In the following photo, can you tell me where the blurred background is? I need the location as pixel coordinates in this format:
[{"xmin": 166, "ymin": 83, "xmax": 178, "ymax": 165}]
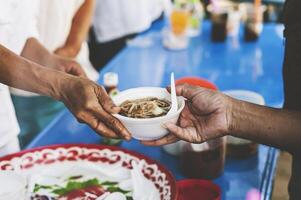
[{"xmin": 7, "ymin": 0, "xmax": 290, "ymax": 199}]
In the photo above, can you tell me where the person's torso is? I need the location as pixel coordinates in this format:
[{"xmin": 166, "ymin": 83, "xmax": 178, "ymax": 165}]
[
  {"xmin": 0, "ymin": 84, "xmax": 20, "ymax": 147},
  {"xmin": 36, "ymin": 0, "xmax": 99, "ymax": 82},
  {"xmin": 93, "ymin": 0, "xmax": 167, "ymax": 42},
  {"xmin": 283, "ymin": 1, "xmax": 301, "ymax": 199},
  {"xmin": 0, "ymin": 0, "xmax": 39, "ymax": 54},
  {"xmin": 0, "ymin": 0, "xmax": 41, "ymax": 144},
  {"xmin": 284, "ymin": 0, "xmax": 301, "ymax": 26},
  {"xmin": 38, "ymin": 0, "xmax": 84, "ymax": 52}
]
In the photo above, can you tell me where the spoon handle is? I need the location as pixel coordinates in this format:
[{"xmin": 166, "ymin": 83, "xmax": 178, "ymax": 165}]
[{"xmin": 169, "ymin": 72, "xmax": 178, "ymax": 114}]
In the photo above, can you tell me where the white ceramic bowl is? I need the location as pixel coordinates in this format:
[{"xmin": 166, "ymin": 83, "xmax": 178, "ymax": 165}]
[{"xmin": 113, "ymin": 87, "xmax": 185, "ymax": 141}]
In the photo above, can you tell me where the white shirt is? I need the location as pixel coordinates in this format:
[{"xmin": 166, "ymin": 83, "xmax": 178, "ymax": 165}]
[
  {"xmin": 11, "ymin": 0, "xmax": 99, "ymax": 97},
  {"xmin": 93, "ymin": 0, "xmax": 169, "ymax": 43},
  {"xmin": 0, "ymin": 1, "xmax": 39, "ymax": 55},
  {"xmin": 0, "ymin": 0, "xmax": 39, "ymax": 147},
  {"xmin": 38, "ymin": 0, "xmax": 99, "ymax": 81},
  {"xmin": 0, "ymin": 85, "xmax": 20, "ymax": 148}
]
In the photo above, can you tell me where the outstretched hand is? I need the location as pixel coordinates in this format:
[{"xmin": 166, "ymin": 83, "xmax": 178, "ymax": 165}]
[
  {"xmin": 57, "ymin": 76, "xmax": 131, "ymax": 140},
  {"xmin": 143, "ymin": 84, "xmax": 232, "ymax": 146}
]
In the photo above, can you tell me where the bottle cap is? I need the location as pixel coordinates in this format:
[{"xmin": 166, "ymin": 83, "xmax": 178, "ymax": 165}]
[{"xmin": 104, "ymin": 72, "xmax": 118, "ymax": 87}]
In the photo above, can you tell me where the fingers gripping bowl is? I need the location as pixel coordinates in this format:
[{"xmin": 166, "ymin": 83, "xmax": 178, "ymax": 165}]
[{"xmin": 112, "ymin": 87, "xmax": 185, "ymax": 140}]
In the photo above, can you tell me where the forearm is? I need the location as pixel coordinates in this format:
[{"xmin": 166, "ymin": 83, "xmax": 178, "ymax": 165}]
[
  {"xmin": 21, "ymin": 37, "xmax": 53, "ymax": 66},
  {"xmin": 230, "ymin": 99, "xmax": 301, "ymax": 153},
  {"xmin": 0, "ymin": 44, "xmax": 65, "ymax": 99},
  {"xmin": 62, "ymin": 0, "xmax": 95, "ymax": 57}
]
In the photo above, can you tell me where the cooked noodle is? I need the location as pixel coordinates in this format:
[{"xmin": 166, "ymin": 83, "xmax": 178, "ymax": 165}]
[{"xmin": 120, "ymin": 97, "xmax": 171, "ymax": 118}]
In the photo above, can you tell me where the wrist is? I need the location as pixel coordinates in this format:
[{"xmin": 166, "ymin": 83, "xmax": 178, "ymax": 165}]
[
  {"xmin": 40, "ymin": 49, "xmax": 53, "ymax": 66},
  {"xmin": 22, "ymin": 60, "xmax": 63, "ymax": 99},
  {"xmin": 21, "ymin": 38, "xmax": 53, "ymax": 66},
  {"xmin": 38, "ymin": 65, "xmax": 70, "ymax": 100},
  {"xmin": 59, "ymin": 44, "xmax": 80, "ymax": 58},
  {"xmin": 49, "ymin": 73, "xmax": 74, "ymax": 101},
  {"xmin": 227, "ymin": 97, "xmax": 248, "ymax": 137},
  {"xmin": 225, "ymin": 95, "xmax": 237, "ymax": 135}
]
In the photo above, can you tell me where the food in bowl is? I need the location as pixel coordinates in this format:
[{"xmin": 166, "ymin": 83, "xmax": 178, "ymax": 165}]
[
  {"xmin": 113, "ymin": 87, "xmax": 185, "ymax": 141},
  {"xmin": 120, "ymin": 97, "xmax": 171, "ymax": 119}
]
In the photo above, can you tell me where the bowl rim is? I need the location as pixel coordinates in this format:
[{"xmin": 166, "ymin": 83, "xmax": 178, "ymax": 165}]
[
  {"xmin": 112, "ymin": 87, "xmax": 186, "ymax": 123},
  {"xmin": 0, "ymin": 144, "xmax": 178, "ymax": 200}
]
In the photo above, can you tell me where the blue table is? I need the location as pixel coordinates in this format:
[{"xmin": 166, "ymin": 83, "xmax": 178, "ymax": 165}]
[
  {"xmin": 27, "ymin": 20, "xmax": 285, "ymax": 200},
  {"xmin": 243, "ymin": 0, "xmax": 284, "ymax": 4}
]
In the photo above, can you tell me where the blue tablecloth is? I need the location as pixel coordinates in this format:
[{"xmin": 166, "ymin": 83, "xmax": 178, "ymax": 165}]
[
  {"xmin": 246, "ymin": 0, "xmax": 284, "ymax": 4},
  {"xmin": 27, "ymin": 20, "xmax": 285, "ymax": 200}
]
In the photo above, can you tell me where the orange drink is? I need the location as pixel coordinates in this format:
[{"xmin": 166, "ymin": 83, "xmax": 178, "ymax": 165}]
[{"xmin": 170, "ymin": 9, "xmax": 189, "ymax": 35}]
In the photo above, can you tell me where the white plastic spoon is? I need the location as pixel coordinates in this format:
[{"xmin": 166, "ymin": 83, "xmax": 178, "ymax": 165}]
[{"xmin": 167, "ymin": 72, "xmax": 178, "ymax": 115}]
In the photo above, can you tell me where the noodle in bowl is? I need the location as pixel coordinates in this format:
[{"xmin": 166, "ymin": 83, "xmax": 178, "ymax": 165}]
[
  {"xmin": 120, "ymin": 97, "xmax": 171, "ymax": 119},
  {"xmin": 113, "ymin": 87, "xmax": 185, "ymax": 141}
]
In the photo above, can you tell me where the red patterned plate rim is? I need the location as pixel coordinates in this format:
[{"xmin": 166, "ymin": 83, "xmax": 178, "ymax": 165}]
[{"xmin": 0, "ymin": 144, "xmax": 178, "ymax": 200}]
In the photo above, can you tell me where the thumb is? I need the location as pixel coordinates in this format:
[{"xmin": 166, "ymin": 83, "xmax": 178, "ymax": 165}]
[
  {"xmin": 174, "ymin": 84, "xmax": 204, "ymax": 100},
  {"xmin": 69, "ymin": 62, "xmax": 87, "ymax": 78},
  {"xmin": 97, "ymin": 86, "xmax": 120, "ymax": 114}
]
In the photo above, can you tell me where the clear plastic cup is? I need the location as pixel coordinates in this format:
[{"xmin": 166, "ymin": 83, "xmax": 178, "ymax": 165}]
[
  {"xmin": 210, "ymin": 10, "xmax": 228, "ymax": 42},
  {"xmin": 170, "ymin": 8, "xmax": 189, "ymax": 36},
  {"xmin": 207, "ymin": 1, "xmax": 237, "ymax": 42},
  {"xmin": 180, "ymin": 137, "xmax": 226, "ymax": 179},
  {"xmin": 163, "ymin": 6, "xmax": 190, "ymax": 50},
  {"xmin": 240, "ymin": 3, "xmax": 266, "ymax": 41},
  {"xmin": 227, "ymin": 7, "xmax": 241, "ymax": 38}
]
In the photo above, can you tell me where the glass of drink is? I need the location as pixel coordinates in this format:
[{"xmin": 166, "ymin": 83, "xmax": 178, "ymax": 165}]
[
  {"xmin": 240, "ymin": 3, "xmax": 266, "ymax": 41},
  {"xmin": 163, "ymin": 5, "xmax": 189, "ymax": 50},
  {"xmin": 180, "ymin": 137, "xmax": 226, "ymax": 180},
  {"xmin": 227, "ymin": 6, "xmax": 241, "ymax": 38},
  {"xmin": 210, "ymin": 9, "xmax": 228, "ymax": 42},
  {"xmin": 170, "ymin": 8, "xmax": 189, "ymax": 36}
]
